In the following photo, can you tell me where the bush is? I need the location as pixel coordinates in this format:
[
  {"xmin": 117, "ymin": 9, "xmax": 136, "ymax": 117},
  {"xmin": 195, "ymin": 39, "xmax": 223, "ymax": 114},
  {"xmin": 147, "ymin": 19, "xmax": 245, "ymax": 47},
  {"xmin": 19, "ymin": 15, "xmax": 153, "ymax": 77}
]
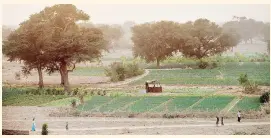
[
  {"xmin": 243, "ymin": 81, "xmax": 259, "ymax": 94},
  {"xmin": 72, "ymin": 88, "xmax": 79, "ymax": 96},
  {"xmin": 71, "ymin": 99, "xmax": 76, "ymax": 108},
  {"xmin": 238, "ymin": 74, "xmax": 249, "ymax": 85},
  {"xmin": 260, "ymin": 91, "xmax": 270, "ymax": 103},
  {"xmin": 105, "ymin": 61, "xmax": 144, "ymax": 82},
  {"xmin": 198, "ymin": 60, "xmax": 209, "ymax": 69},
  {"xmin": 41, "ymin": 123, "xmax": 48, "ymax": 135}
]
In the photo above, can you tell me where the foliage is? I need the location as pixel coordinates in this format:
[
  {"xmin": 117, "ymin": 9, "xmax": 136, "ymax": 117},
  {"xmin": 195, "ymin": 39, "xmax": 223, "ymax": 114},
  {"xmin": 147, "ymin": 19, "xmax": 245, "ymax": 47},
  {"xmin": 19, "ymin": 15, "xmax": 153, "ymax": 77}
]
[
  {"xmin": 132, "ymin": 21, "xmax": 185, "ymax": 67},
  {"xmin": 238, "ymin": 74, "xmax": 249, "ymax": 85},
  {"xmin": 2, "ymin": 87, "xmax": 68, "ymax": 106},
  {"xmin": 260, "ymin": 91, "xmax": 270, "ymax": 103},
  {"xmin": 242, "ymin": 81, "xmax": 259, "ymax": 94},
  {"xmin": 41, "ymin": 123, "xmax": 48, "ymax": 135},
  {"xmin": 223, "ymin": 16, "xmax": 265, "ymax": 44},
  {"xmin": 105, "ymin": 61, "xmax": 144, "ymax": 82},
  {"xmin": 71, "ymin": 99, "xmax": 77, "ymax": 108},
  {"xmin": 180, "ymin": 19, "xmax": 239, "ymax": 60}
]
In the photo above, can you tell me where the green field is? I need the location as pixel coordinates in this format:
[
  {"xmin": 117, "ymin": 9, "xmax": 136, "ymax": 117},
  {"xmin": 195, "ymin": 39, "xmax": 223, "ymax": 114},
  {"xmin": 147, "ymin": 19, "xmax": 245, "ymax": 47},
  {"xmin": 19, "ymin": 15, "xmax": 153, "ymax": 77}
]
[
  {"xmin": 123, "ymin": 96, "xmax": 173, "ymax": 113},
  {"xmin": 99, "ymin": 96, "xmax": 141, "ymax": 113},
  {"xmin": 77, "ymin": 96, "xmax": 113, "ymax": 111},
  {"xmin": 153, "ymin": 96, "xmax": 202, "ymax": 112},
  {"xmin": 192, "ymin": 96, "xmax": 235, "ymax": 111},
  {"xmin": 2, "ymin": 87, "xmax": 68, "ymax": 106},
  {"xmin": 231, "ymin": 97, "xmax": 261, "ymax": 112},
  {"xmin": 131, "ymin": 62, "xmax": 270, "ymax": 86}
]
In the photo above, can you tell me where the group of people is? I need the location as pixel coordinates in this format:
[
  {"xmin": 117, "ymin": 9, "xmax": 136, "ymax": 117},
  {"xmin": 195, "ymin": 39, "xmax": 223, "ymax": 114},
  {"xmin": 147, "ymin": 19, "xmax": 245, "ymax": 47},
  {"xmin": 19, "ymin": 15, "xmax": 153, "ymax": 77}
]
[
  {"xmin": 216, "ymin": 111, "xmax": 242, "ymax": 126},
  {"xmin": 30, "ymin": 111, "xmax": 243, "ymax": 131}
]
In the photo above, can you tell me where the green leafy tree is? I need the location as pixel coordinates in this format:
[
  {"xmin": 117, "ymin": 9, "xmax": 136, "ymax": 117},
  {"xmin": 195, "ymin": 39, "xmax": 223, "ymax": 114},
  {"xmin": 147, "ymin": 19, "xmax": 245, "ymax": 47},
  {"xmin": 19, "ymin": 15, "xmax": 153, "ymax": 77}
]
[{"xmin": 131, "ymin": 21, "xmax": 185, "ymax": 67}]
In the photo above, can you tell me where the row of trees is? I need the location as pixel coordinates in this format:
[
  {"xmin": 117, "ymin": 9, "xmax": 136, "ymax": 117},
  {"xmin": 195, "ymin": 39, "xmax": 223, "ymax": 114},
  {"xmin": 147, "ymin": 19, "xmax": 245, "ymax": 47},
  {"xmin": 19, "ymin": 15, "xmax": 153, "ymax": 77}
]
[
  {"xmin": 223, "ymin": 16, "xmax": 270, "ymax": 47},
  {"xmin": 131, "ymin": 19, "xmax": 240, "ymax": 67},
  {"xmin": 3, "ymin": 4, "xmax": 108, "ymax": 92}
]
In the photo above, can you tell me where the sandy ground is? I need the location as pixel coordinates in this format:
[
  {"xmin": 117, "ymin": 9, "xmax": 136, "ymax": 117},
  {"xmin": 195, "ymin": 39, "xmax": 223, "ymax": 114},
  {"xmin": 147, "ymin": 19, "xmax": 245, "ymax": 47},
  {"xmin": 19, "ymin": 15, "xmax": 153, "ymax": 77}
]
[{"xmin": 2, "ymin": 106, "xmax": 270, "ymax": 135}]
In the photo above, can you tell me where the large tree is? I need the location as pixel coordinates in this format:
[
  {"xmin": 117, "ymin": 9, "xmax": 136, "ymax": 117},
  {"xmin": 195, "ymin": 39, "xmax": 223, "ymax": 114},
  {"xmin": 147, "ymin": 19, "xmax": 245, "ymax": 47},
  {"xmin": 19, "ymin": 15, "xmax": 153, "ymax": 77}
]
[
  {"xmin": 180, "ymin": 19, "xmax": 239, "ymax": 60},
  {"xmin": 224, "ymin": 16, "xmax": 265, "ymax": 44},
  {"xmin": 39, "ymin": 4, "xmax": 107, "ymax": 92},
  {"xmin": 3, "ymin": 13, "xmax": 52, "ymax": 88},
  {"xmin": 131, "ymin": 21, "xmax": 185, "ymax": 67}
]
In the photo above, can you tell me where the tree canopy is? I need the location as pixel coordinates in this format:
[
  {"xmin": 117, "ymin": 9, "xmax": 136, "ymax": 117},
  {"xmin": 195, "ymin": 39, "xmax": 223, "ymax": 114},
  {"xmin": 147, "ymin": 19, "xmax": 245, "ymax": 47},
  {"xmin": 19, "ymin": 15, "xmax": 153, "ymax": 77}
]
[
  {"xmin": 3, "ymin": 4, "xmax": 107, "ymax": 91},
  {"xmin": 180, "ymin": 19, "xmax": 240, "ymax": 59},
  {"xmin": 131, "ymin": 21, "xmax": 185, "ymax": 67}
]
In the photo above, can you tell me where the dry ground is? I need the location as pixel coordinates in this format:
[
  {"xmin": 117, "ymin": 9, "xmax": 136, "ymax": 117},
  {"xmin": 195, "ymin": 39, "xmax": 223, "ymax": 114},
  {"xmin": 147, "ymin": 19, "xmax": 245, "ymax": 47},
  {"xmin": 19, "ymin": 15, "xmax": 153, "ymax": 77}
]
[{"xmin": 2, "ymin": 106, "xmax": 270, "ymax": 135}]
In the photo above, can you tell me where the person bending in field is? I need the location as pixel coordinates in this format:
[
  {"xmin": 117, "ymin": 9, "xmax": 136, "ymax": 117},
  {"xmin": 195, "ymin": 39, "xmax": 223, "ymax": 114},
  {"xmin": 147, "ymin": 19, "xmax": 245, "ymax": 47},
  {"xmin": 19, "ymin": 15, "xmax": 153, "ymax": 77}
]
[{"xmin": 237, "ymin": 111, "xmax": 241, "ymax": 122}]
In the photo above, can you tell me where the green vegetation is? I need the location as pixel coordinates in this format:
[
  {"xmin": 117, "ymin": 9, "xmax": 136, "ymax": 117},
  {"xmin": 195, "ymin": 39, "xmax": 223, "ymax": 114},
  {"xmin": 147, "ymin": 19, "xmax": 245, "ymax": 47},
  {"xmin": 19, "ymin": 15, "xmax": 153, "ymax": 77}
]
[
  {"xmin": 131, "ymin": 62, "xmax": 270, "ymax": 86},
  {"xmin": 163, "ymin": 88, "xmax": 216, "ymax": 96},
  {"xmin": 99, "ymin": 96, "xmax": 140, "ymax": 112},
  {"xmin": 124, "ymin": 96, "xmax": 172, "ymax": 113},
  {"xmin": 2, "ymin": 87, "xmax": 68, "ymax": 106},
  {"xmin": 231, "ymin": 97, "xmax": 261, "ymax": 111},
  {"xmin": 69, "ymin": 66, "xmax": 106, "ymax": 76},
  {"xmin": 77, "ymin": 96, "xmax": 113, "ymax": 111},
  {"xmin": 153, "ymin": 96, "xmax": 202, "ymax": 112},
  {"xmin": 192, "ymin": 96, "xmax": 235, "ymax": 111}
]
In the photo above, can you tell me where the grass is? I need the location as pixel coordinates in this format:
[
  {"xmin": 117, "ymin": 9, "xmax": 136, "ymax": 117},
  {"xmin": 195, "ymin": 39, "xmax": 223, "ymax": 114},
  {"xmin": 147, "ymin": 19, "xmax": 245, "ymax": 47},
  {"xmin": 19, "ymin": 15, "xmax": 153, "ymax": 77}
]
[
  {"xmin": 41, "ymin": 95, "xmax": 93, "ymax": 107},
  {"xmin": 70, "ymin": 66, "xmax": 106, "ymax": 76},
  {"xmin": 231, "ymin": 97, "xmax": 262, "ymax": 112},
  {"xmin": 2, "ymin": 87, "xmax": 68, "ymax": 106},
  {"xmin": 192, "ymin": 96, "xmax": 235, "ymax": 111},
  {"xmin": 50, "ymin": 66, "xmax": 106, "ymax": 76},
  {"xmin": 131, "ymin": 62, "xmax": 270, "ymax": 86}
]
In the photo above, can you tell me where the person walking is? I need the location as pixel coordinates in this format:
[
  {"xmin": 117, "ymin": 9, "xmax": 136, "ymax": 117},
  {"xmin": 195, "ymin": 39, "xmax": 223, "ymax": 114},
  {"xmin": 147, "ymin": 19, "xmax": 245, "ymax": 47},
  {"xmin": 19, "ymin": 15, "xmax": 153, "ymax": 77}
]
[
  {"xmin": 221, "ymin": 117, "xmax": 224, "ymax": 125},
  {"xmin": 237, "ymin": 111, "xmax": 241, "ymax": 122},
  {"xmin": 216, "ymin": 116, "xmax": 219, "ymax": 126},
  {"xmin": 31, "ymin": 118, "xmax": 36, "ymax": 131}
]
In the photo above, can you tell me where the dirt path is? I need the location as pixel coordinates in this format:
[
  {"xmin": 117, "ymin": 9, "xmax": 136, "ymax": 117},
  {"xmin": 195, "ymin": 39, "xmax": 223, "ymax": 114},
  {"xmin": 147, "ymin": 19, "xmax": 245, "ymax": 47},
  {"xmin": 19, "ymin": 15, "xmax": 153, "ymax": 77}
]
[{"xmin": 2, "ymin": 106, "xmax": 270, "ymax": 135}]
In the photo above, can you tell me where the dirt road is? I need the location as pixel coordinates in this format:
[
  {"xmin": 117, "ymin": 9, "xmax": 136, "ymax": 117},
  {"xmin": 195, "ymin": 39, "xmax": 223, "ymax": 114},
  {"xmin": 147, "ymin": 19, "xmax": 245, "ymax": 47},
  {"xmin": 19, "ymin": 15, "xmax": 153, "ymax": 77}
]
[{"xmin": 2, "ymin": 106, "xmax": 270, "ymax": 135}]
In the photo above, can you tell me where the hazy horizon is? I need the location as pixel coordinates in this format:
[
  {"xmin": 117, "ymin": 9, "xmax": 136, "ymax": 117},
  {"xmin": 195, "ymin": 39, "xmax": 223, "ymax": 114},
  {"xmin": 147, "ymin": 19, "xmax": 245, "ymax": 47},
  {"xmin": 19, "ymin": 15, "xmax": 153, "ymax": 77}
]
[{"xmin": 2, "ymin": 4, "xmax": 270, "ymax": 28}]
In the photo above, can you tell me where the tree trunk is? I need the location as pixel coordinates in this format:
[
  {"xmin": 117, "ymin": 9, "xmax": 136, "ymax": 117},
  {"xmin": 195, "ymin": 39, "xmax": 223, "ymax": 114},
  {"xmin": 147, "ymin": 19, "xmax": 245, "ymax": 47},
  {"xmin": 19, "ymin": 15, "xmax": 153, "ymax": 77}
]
[
  {"xmin": 37, "ymin": 66, "xmax": 44, "ymax": 89},
  {"xmin": 59, "ymin": 69, "xmax": 64, "ymax": 86},
  {"xmin": 60, "ymin": 61, "xmax": 71, "ymax": 93},
  {"xmin": 156, "ymin": 59, "xmax": 160, "ymax": 68}
]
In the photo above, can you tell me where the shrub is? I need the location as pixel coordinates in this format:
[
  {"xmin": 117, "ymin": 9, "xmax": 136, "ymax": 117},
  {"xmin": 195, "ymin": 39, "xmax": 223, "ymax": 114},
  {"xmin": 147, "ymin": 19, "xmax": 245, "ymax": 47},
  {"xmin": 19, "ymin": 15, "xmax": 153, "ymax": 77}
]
[
  {"xmin": 71, "ymin": 99, "xmax": 76, "ymax": 108},
  {"xmin": 90, "ymin": 90, "xmax": 95, "ymax": 96},
  {"xmin": 238, "ymin": 74, "xmax": 249, "ymax": 85},
  {"xmin": 41, "ymin": 123, "xmax": 48, "ymax": 135},
  {"xmin": 73, "ymin": 88, "xmax": 79, "ymax": 96},
  {"xmin": 105, "ymin": 61, "xmax": 144, "ymax": 82},
  {"xmin": 79, "ymin": 94, "xmax": 84, "ymax": 104},
  {"xmin": 103, "ymin": 90, "xmax": 107, "ymax": 96},
  {"xmin": 243, "ymin": 81, "xmax": 259, "ymax": 94},
  {"xmin": 197, "ymin": 60, "xmax": 209, "ymax": 69},
  {"xmin": 260, "ymin": 91, "xmax": 270, "ymax": 103}
]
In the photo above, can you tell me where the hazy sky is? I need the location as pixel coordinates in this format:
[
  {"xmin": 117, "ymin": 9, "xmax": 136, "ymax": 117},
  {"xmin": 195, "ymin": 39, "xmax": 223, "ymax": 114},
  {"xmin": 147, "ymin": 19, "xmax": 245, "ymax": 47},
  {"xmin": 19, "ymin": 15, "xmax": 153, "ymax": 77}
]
[{"xmin": 2, "ymin": 4, "xmax": 270, "ymax": 27}]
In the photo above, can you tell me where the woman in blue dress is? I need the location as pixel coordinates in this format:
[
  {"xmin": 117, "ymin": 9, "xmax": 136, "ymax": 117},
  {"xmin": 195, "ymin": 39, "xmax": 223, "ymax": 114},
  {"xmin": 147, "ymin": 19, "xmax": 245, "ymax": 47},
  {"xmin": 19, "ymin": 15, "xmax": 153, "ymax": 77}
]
[{"xmin": 31, "ymin": 118, "xmax": 36, "ymax": 131}]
